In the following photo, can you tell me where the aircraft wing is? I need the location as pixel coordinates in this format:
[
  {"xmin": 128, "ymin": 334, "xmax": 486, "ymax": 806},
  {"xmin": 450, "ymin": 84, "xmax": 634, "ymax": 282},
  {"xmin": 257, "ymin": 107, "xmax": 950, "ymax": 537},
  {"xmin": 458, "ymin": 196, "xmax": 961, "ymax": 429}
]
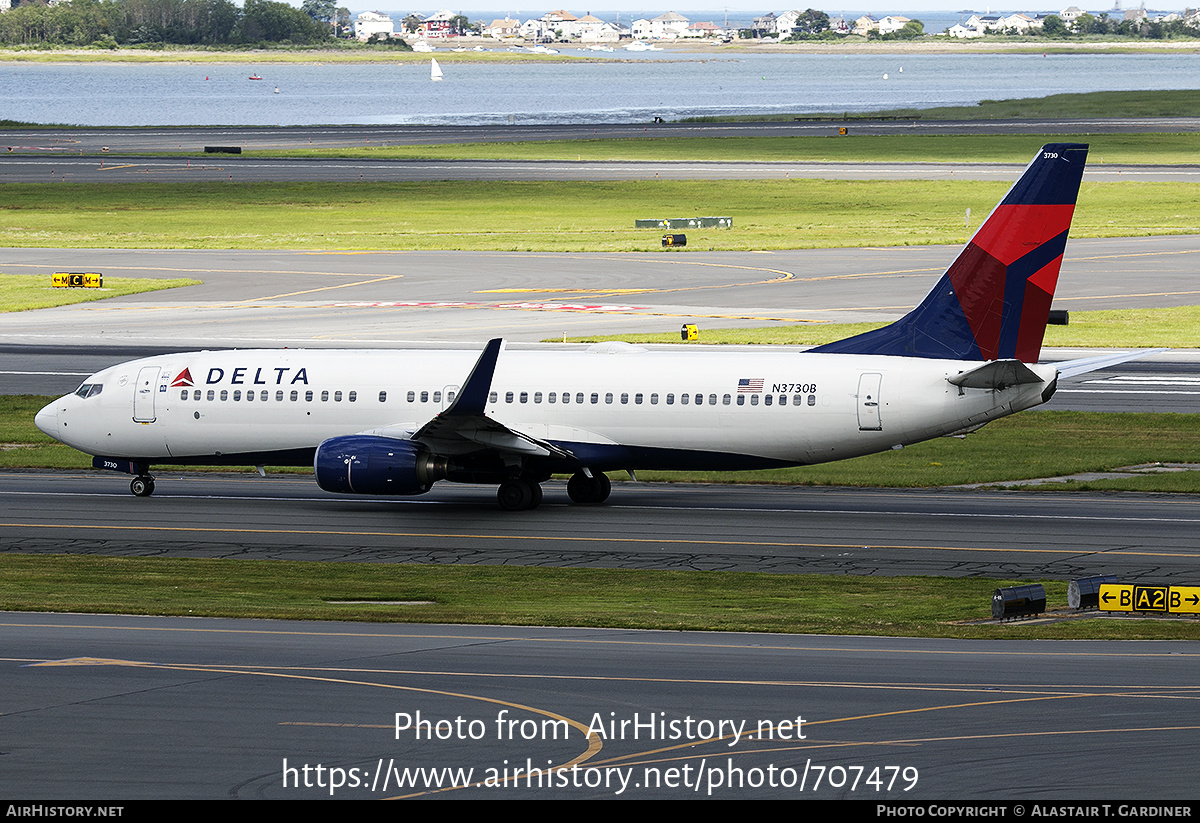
[{"xmin": 410, "ymin": 338, "xmax": 576, "ymax": 460}]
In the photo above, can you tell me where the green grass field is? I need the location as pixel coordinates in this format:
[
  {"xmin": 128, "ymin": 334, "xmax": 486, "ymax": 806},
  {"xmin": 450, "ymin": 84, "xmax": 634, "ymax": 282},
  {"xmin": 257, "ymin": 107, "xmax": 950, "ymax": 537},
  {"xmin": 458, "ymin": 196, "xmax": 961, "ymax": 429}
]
[
  {"xmin": 0, "ymin": 554, "xmax": 1192, "ymax": 638},
  {"xmin": 571, "ymin": 305, "xmax": 1200, "ymax": 350},
  {"xmin": 3, "ymin": 178, "xmax": 1197, "ymax": 252},
  {"xmin": 0, "ymin": 274, "xmax": 201, "ymax": 311},
  {"xmin": 684, "ymin": 90, "xmax": 1200, "ymax": 123},
  {"xmin": 250, "ymin": 132, "xmax": 1200, "ymax": 165}
]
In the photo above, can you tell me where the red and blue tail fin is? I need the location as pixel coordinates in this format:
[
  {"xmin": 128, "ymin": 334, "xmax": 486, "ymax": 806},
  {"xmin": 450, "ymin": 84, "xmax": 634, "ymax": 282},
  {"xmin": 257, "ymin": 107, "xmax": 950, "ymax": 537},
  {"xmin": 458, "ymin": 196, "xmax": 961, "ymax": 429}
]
[{"xmin": 812, "ymin": 143, "xmax": 1088, "ymax": 363}]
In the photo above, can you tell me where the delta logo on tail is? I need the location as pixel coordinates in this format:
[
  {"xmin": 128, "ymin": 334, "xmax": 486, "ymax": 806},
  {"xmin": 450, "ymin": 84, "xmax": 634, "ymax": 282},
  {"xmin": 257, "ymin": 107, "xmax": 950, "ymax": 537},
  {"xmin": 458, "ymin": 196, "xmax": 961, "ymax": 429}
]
[{"xmin": 812, "ymin": 143, "xmax": 1088, "ymax": 364}]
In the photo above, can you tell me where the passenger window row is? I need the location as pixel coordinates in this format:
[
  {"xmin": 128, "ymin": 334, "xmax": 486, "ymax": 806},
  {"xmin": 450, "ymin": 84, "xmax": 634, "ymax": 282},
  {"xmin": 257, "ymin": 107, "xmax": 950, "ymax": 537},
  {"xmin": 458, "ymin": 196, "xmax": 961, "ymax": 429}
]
[
  {"xmin": 178, "ymin": 387, "xmax": 819, "ymax": 408},
  {"xmin": 179, "ymin": 389, "xmax": 360, "ymax": 403},
  {"xmin": 479, "ymin": 390, "xmax": 818, "ymax": 408}
]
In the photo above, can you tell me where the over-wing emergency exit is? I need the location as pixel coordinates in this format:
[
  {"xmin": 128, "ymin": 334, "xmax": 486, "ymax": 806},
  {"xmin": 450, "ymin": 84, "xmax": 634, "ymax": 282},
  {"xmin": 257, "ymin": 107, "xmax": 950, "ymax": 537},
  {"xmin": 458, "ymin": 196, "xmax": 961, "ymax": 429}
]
[{"xmin": 36, "ymin": 143, "xmax": 1145, "ymax": 509}]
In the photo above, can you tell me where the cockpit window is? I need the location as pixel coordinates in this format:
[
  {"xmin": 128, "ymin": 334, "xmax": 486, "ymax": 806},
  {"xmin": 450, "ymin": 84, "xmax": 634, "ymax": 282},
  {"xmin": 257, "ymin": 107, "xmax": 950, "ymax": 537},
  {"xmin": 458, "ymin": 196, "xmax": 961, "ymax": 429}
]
[{"xmin": 74, "ymin": 383, "xmax": 103, "ymax": 399}]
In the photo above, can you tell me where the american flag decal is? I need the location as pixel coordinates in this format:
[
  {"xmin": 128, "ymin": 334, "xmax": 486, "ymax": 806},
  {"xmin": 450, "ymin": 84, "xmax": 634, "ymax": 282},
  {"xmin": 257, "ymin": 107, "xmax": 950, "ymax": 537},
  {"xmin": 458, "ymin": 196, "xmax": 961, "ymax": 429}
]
[{"xmin": 737, "ymin": 378, "xmax": 763, "ymax": 393}]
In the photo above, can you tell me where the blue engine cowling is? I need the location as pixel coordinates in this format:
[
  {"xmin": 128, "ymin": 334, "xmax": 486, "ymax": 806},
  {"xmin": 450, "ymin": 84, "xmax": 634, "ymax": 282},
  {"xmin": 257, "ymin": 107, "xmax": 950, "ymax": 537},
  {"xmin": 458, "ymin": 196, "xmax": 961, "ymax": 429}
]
[{"xmin": 314, "ymin": 435, "xmax": 448, "ymax": 495}]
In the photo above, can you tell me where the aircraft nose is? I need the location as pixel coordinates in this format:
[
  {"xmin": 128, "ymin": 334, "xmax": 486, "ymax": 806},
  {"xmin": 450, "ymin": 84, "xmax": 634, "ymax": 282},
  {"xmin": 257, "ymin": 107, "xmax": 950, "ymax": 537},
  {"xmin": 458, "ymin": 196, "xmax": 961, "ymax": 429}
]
[{"xmin": 35, "ymin": 401, "xmax": 58, "ymax": 438}]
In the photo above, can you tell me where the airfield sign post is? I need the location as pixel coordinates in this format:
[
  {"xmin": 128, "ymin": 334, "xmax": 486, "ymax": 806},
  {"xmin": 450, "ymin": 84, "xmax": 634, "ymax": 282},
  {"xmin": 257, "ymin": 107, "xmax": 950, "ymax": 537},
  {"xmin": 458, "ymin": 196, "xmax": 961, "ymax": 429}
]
[{"xmin": 1098, "ymin": 584, "xmax": 1200, "ymax": 615}]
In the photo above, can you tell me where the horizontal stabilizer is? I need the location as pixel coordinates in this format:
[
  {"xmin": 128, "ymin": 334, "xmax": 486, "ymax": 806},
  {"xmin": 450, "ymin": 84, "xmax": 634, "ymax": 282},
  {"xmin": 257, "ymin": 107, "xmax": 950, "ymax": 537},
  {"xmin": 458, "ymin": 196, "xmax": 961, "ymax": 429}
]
[
  {"xmin": 1053, "ymin": 348, "xmax": 1166, "ymax": 379},
  {"xmin": 949, "ymin": 359, "xmax": 1044, "ymax": 390}
]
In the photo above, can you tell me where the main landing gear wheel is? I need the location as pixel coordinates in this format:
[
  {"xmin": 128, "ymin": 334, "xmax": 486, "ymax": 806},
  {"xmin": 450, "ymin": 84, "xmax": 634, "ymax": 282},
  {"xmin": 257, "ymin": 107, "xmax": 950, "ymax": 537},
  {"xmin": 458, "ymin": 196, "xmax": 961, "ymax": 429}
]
[
  {"xmin": 567, "ymin": 471, "xmax": 610, "ymax": 505},
  {"xmin": 497, "ymin": 478, "xmax": 542, "ymax": 511},
  {"xmin": 130, "ymin": 476, "xmax": 155, "ymax": 497}
]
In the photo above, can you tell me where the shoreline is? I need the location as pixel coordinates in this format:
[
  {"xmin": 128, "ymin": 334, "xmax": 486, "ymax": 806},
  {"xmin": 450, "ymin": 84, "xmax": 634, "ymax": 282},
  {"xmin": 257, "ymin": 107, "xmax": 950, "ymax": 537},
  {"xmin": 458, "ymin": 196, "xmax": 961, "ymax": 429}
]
[{"xmin": 2, "ymin": 36, "xmax": 1200, "ymax": 63}]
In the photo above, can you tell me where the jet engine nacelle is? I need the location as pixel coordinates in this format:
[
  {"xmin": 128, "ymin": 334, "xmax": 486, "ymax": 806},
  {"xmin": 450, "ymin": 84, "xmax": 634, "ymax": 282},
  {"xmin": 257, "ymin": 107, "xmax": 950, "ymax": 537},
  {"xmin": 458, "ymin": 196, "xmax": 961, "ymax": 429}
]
[{"xmin": 314, "ymin": 435, "xmax": 449, "ymax": 495}]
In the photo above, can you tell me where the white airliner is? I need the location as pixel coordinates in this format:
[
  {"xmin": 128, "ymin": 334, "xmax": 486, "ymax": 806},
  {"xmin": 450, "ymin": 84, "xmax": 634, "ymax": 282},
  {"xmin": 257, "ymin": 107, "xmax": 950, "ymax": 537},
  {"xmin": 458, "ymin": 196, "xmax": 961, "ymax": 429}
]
[{"xmin": 35, "ymin": 143, "xmax": 1145, "ymax": 509}]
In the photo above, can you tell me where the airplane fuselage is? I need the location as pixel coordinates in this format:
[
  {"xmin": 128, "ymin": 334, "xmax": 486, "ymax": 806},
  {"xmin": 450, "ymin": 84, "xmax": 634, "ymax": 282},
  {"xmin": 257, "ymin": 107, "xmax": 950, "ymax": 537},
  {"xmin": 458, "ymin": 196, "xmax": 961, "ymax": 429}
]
[{"xmin": 37, "ymin": 345, "xmax": 1056, "ymax": 473}]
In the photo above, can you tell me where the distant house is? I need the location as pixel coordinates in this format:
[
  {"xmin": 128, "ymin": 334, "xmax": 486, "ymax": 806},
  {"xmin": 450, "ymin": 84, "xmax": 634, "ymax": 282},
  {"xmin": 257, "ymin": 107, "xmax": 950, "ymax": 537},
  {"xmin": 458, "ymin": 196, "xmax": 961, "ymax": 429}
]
[
  {"xmin": 877, "ymin": 15, "xmax": 911, "ymax": 35},
  {"xmin": 966, "ymin": 14, "xmax": 1004, "ymax": 31},
  {"xmin": 775, "ymin": 9, "xmax": 802, "ymax": 37},
  {"xmin": 541, "ymin": 9, "xmax": 578, "ymax": 37},
  {"xmin": 1003, "ymin": 13, "xmax": 1038, "ymax": 31},
  {"xmin": 947, "ymin": 23, "xmax": 983, "ymax": 38},
  {"xmin": 576, "ymin": 15, "xmax": 620, "ymax": 42},
  {"xmin": 1124, "ymin": 5, "xmax": 1148, "ymax": 26},
  {"xmin": 1059, "ymin": 6, "xmax": 1085, "ymax": 25},
  {"xmin": 682, "ymin": 20, "xmax": 725, "ymax": 38},
  {"xmin": 484, "ymin": 17, "xmax": 520, "ymax": 38},
  {"xmin": 852, "ymin": 14, "xmax": 877, "ymax": 36},
  {"xmin": 633, "ymin": 11, "xmax": 689, "ymax": 39},
  {"xmin": 420, "ymin": 9, "xmax": 456, "ymax": 38},
  {"xmin": 354, "ymin": 11, "xmax": 394, "ymax": 41},
  {"xmin": 520, "ymin": 18, "xmax": 551, "ymax": 41},
  {"xmin": 752, "ymin": 12, "xmax": 778, "ymax": 37}
]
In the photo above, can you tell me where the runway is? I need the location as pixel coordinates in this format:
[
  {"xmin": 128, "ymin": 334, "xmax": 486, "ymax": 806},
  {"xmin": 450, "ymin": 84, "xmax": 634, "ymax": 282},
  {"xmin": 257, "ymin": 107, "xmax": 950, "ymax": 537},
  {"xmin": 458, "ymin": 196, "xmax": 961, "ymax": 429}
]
[
  {"xmin": 4, "ymin": 613, "xmax": 1197, "ymax": 799},
  {"xmin": 4, "ymin": 237, "xmax": 1200, "ymax": 346},
  {"xmin": 4, "ymin": 472, "xmax": 1200, "ymax": 581},
  {"xmin": 3, "ymin": 120, "xmax": 1200, "ymax": 183},
  {"xmin": 5, "ymin": 155, "xmax": 1197, "ymax": 184},
  {"xmin": 4, "ymin": 118, "xmax": 1199, "ymax": 155}
]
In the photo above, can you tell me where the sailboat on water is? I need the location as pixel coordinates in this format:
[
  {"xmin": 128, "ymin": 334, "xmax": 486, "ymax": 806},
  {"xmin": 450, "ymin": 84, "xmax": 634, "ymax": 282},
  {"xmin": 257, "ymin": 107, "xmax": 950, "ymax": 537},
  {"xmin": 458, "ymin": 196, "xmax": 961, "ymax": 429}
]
[{"xmin": 430, "ymin": 58, "xmax": 443, "ymax": 82}]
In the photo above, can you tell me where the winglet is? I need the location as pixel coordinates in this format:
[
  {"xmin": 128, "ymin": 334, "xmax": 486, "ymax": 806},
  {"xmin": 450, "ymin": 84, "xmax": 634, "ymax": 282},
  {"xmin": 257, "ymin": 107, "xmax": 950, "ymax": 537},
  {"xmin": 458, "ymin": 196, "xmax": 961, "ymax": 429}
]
[
  {"xmin": 811, "ymin": 143, "xmax": 1089, "ymax": 363},
  {"xmin": 443, "ymin": 338, "xmax": 503, "ymax": 416}
]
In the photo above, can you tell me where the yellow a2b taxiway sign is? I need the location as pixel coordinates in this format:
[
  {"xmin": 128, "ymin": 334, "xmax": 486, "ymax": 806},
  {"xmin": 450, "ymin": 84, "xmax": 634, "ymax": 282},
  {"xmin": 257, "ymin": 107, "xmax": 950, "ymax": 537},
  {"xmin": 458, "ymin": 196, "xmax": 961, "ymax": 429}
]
[{"xmin": 1099, "ymin": 584, "xmax": 1200, "ymax": 614}]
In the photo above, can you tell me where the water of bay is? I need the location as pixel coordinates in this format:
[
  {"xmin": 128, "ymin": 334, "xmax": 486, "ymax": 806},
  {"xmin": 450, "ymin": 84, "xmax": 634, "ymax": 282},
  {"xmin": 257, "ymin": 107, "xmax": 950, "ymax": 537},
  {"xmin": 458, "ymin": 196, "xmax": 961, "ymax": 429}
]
[{"xmin": 2, "ymin": 51, "xmax": 1197, "ymax": 127}]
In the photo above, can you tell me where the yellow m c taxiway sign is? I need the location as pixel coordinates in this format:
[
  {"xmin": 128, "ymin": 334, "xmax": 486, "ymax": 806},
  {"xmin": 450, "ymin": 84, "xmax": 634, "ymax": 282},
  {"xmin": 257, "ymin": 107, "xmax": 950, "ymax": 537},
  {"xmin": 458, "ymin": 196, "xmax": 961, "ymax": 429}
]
[{"xmin": 1099, "ymin": 584, "xmax": 1200, "ymax": 614}]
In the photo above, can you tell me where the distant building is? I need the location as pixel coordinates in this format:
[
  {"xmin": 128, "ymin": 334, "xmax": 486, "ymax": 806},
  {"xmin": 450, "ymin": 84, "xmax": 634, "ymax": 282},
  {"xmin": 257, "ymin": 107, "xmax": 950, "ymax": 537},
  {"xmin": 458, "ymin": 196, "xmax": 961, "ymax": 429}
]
[
  {"xmin": 420, "ymin": 9, "xmax": 456, "ymax": 38},
  {"xmin": 852, "ymin": 14, "xmax": 877, "ymax": 35},
  {"xmin": 752, "ymin": 12, "xmax": 778, "ymax": 37},
  {"xmin": 1003, "ymin": 13, "xmax": 1038, "ymax": 31},
  {"xmin": 655, "ymin": 11, "xmax": 691, "ymax": 38},
  {"xmin": 877, "ymin": 15, "xmax": 911, "ymax": 34},
  {"xmin": 682, "ymin": 20, "xmax": 726, "ymax": 38},
  {"xmin": 947, "ymin": 23, "xmax": 983, "ymax": 37},
  {"xmin": 1059, "ymin": 5, "xmax": 1085, "ymax": 24},
  {"xmin": 775, "ymin": 9, "xmax": 802, "ymax": 37},
  {"xmin": 966, "ymin": 14, "xmax": 1005, "ymax": 30},
  {"xmin": 484, "ymin": 17, "xmax": 520, "ymax": 38},
  {"xmin": 354, "ymin": 11, "xmax": 394, "ymax": 41},
  {"xmin": 1124, "ymin": 3, "xmax": 1148, "ymax": 25},
  {"xmin": 576, "ymin": 15, "xmax": 620, "ymax": 42},
  {"xmin": 828, "ymin": 16, "xmax": 851, "ymax": 34},
  {"xmin": 520, "ymin": 18, "xmax": 551, "ymax": 40}
]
